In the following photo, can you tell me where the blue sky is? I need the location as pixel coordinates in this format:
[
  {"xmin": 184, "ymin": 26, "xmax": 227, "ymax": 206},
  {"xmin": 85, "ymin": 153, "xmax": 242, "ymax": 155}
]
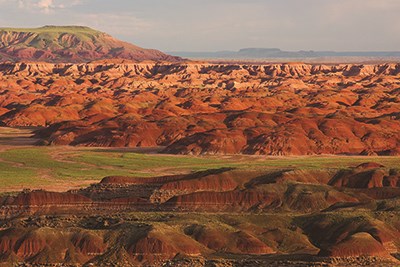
[{"xmin": 0, "ymin": 0, "xmax": 399, "ymax": 52}]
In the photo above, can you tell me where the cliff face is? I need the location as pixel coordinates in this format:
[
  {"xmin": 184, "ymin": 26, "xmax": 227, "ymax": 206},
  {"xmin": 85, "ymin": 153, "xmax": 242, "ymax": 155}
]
[
  {"xmin": 0, "ymin": 61, "xmax": 398, "ymax": 155},
  {"xmin": 0, "ymin": 26, "xmax": 181, "ymax": 62},
  {"xmin": 3, "ymin": 190, "xmax": 92, "ymax": 206}
]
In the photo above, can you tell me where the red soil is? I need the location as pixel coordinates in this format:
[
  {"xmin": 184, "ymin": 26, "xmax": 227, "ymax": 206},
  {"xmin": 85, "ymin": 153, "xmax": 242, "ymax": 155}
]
[{"xmin": 0, "ymin": 62, "xmax": 398, "ymax": 155}]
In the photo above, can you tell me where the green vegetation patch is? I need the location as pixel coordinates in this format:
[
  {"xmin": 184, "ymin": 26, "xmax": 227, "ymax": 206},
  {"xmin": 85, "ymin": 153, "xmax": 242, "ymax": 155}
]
[
  {"xmin": 0, "ymin": 160, "xmax": 39, "ymax": 188},
  {"xmin": 0, "ymin": 146, "xmax": 398, "ymax": 191},
  {"xmin": 69, "ymin": 150, "xmax": 242, "ymax": 172},
  {"xmin": 0, "ymin": 26, "xmax": 100, "ymax": 34}
]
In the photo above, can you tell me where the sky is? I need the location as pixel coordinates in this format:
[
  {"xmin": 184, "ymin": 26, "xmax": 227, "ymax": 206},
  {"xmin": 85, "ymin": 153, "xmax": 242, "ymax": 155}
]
[{"xmin": 0, "ymin": 0, "xmax": 399, "ymax": 52}]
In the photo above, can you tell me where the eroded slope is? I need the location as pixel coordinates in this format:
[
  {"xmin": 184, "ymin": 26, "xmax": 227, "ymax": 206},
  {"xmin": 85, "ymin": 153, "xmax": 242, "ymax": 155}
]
[
  {"xmin": 0, "ymin": 163, "xmax": 399, "ymax": 266},
  {"xmin": 0, "ymin": 62, "xmax": 399, "ymax": 155}
]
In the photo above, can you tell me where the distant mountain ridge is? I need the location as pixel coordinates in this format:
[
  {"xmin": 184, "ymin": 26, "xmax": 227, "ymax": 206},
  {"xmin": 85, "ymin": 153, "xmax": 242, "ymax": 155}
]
[
  {"xmin": 0, "ymin": 25, "xmax": 181, "ymax": 62},
  {"xmin": 170, "ymin": 48, "xmax": 400, "ymax": 60}
]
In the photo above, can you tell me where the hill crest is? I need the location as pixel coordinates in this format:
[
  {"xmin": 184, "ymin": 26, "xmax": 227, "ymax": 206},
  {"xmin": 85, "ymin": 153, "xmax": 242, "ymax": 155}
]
[{"xmin": 0, "ymin": 25, "xmax": 181, "ymax": 63}]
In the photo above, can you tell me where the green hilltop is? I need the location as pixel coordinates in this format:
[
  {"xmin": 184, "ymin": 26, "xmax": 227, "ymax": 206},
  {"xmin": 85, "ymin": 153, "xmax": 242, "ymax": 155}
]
[
  {"xmin": 0, "ymin": 25, "xmax": 101, "ymax": 34},
  {"xmin": 0, "ymin": 25, "xmax": 179, "ymax": 62},
  {"xmin": 0, "ymin": 25, "xmax": 110, "ymax": 50}
]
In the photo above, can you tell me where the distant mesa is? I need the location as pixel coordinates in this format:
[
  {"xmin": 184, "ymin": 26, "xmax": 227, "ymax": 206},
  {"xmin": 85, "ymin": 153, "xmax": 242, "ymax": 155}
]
[
  {"xmin": 0, "ymin": 25, "xmax": 182, "ymax": 63},
  {"xmin": 169, "ymin": 47, "xmax": 400, "ymax": 61}
]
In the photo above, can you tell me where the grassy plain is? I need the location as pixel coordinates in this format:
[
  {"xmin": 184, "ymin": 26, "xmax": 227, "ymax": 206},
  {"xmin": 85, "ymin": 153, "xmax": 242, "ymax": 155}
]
[
  {"xmin": 0, "ymin": 25, "xmax": 99, "ymax": 34},
  {"xmin": 0, "ymin": 145, "xmax": 398, "ymax": 192},
  {"xmin": 0, "ymin": 125, "xmax": 398, "ymax": 192}
]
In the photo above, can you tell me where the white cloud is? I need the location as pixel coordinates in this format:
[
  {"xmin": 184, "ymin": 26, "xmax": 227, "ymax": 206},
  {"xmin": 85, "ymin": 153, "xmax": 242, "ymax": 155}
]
[
  {"xmin": 75, "ymin": 13, "xmax": 153, "ymax": 36},
  {"xmin": 0, "ymin": 0, "xmax": 399, "ymax": 51},
  {"xmin": 14, "ymin": 0, "xmax": 81, "ymax": 13},
  {"xmin": 36, "ymin": 0, "xmax": 53, "ymax": 13}
]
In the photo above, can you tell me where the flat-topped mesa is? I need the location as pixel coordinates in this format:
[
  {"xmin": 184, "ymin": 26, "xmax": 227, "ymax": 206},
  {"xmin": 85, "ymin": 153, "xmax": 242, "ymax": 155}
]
[{"xmin": 0, "ymin": 26, "xmax": 182, "ymax": 63}]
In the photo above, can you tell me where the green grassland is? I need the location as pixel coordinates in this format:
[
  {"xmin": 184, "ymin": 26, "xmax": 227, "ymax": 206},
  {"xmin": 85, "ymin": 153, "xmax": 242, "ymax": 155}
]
[
  {"xmin": 0, "ymin": 25, "xmax": 100, "ymax": 34},
  {"xmin": 0, "ymin": 146, "xmax": 398, "ymax": 192},
  {"xmin": 0, "ymin": 26, "xmax": 105, "ymax": 49}
]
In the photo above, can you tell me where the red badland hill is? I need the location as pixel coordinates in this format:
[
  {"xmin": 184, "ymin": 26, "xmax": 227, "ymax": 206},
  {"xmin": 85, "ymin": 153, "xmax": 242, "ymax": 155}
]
[
  {"xmin": 0, "ymin": 61, "xmax": 398, "ymax": 155},
  {"xmin": 1, "ymin": 165, "xmax": 400, "ymax": 265}
]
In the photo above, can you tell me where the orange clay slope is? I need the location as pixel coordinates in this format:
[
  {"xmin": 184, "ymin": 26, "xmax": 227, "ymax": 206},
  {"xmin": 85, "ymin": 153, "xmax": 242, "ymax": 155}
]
[{"xmin": 0, "ymin": 61, "xmax": 399, "ymax": 155}]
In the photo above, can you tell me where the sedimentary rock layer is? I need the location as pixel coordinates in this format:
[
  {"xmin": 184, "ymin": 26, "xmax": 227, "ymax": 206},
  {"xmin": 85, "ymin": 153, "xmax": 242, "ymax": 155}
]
[{"xmin": 0, "ymin": 164, "xmax": 400, "ymax": 266}]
